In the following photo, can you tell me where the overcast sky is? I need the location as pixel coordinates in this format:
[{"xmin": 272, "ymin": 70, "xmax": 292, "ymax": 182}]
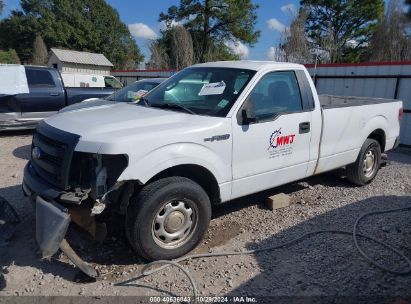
[{"xmin": 1, "ymin": 0, "xmax": 302, "ymax": 61}]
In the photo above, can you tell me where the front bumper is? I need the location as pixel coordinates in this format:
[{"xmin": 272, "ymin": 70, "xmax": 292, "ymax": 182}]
[
  {"xmin": 23, "ymin": 163, "xmax": 63, "ymax": 200},
  {"xmin": 35, "ymin": 196, "xmax": 70, "ymax": 257},
  {"xmin": 23, "ymin": 163, "xmax": 98, "ymax": 278}
]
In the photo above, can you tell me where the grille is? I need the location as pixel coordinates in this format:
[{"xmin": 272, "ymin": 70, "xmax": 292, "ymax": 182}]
[{"xmin": 30, "ymin": 121, "xmax": 80, "ymax": 189}]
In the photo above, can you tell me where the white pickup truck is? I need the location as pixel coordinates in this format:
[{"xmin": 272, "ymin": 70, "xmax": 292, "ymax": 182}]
[{"xmin": 23, "ymin": 61, "xmax": 403, "ymax": 274}]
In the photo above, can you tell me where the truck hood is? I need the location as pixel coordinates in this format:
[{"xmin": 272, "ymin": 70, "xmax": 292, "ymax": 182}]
[
  {"xmin": 44, "ymin": 103, "xmax": 224, "ymax": 153},
  {"xmin": 59, "ymin": 98, "xmax": 115, "ymax": 113}
]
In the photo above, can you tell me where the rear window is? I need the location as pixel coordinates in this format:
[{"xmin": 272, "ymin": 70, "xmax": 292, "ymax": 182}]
[{"xmin": 26, "ymin": 69, "xmax": 56, "ymax": 88}]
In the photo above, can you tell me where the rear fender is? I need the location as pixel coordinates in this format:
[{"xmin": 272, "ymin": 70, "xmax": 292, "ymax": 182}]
[{"xmin": 360, "ymin": 115, "xmax": 389, "ymax": 150}]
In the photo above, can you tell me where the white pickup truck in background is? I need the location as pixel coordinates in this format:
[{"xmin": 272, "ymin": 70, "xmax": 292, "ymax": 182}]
[
  {"xmin": 23, "ymin": 61, "xmax": 403, "ymax": 275},
  {"xmin": 60, "ymin": 73, "xmax": 123, "ymax": 89}
]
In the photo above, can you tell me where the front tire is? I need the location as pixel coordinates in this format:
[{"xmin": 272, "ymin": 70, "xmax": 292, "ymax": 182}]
[
  {"xmin": 125, "ymin": 177, "xmax": 211, "ymax": 260},
  {"xmin": 346, "ymin": 138, "xmax": 381, "ymax": 186}
]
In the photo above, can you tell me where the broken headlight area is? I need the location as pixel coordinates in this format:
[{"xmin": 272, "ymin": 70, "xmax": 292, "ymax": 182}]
[
  {"xmin": 64, "ymin": 152, "xmax": 128, "ymax": 204},
  {"xmin": 37, "ymin": 153, "xmax": 127, "ymax": 277},
  {"xmin": 59, "ymin": 152, "xmax": 128, "ymax": 242}
]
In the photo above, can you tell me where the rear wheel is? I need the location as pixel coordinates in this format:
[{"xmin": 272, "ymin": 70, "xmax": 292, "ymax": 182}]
[
  {"xmin": 125, "ymin": 177, "xmax": 211, "ymax": 260},
  {"xmin": 346, "ymin": 138, "xmax": 381, "ymax": 186}
]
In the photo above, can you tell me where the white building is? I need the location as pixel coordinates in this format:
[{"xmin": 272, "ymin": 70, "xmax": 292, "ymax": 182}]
[{"xmin": 48, "ymin": 48, "xmax": 113, "ymax": 75}]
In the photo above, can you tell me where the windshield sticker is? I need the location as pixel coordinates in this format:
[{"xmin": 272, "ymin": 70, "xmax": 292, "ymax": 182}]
[
  {"xmin": 217, "ymin": 99, "xmax": 229, "ymax": 108},
  {"xmin": 268, "ymin": 128, "xmax": 296, "ymax": 159},
  {"xmin": 128, "ymin": 90, "xmax": 148, "ymax": 100},
  {"xmin": 198, "ymin": 81, "xmax": 226, "ymax": 96}
]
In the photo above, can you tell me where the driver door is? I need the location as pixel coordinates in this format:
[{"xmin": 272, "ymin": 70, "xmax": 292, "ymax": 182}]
[{"xmin": 231, "ymin": 70, "xmax": 312, "ymax": 199}]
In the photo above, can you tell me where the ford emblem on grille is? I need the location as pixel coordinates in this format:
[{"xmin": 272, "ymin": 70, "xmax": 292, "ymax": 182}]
[{"xmin": 32, "ymin": 146, "xmax": 42, "ymax": 160}]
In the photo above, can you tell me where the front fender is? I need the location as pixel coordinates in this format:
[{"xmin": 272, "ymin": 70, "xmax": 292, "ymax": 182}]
[{"xmin": 118, "ymin": 142, "xmax": 231, "ymax": 184}]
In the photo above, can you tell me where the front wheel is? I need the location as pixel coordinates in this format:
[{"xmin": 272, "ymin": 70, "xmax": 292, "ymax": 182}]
[
  {"xmin": 346, "ymin": 138, "xmax": 381, "ymax": 186},
  {"xmin": 125, "ymin": 177, "xmax": 211, "ymax": 260}
]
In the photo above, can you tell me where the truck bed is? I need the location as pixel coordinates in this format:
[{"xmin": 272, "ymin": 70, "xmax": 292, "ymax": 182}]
[
  {"xmin": 315, "ymin": 95, "xmax": 402, "ymax": 174},
  {"xmin": 319, "ymin": 95, "xmax": 398, "ymax": 109}
]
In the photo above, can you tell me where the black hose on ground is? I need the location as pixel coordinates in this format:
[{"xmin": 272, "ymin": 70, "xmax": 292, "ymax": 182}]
[{"xmin": 138, "ymin": 205, "xmax": 411, "ymax": 303}]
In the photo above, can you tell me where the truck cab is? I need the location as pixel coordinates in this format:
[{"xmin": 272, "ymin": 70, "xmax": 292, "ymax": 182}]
[
  {"xmin": 22, "ymin": 61, "xmax": 402, "ymax": 273},
  {"xmin": 0, "ymin": 65, "xmax": 117, "ymax": 130}
]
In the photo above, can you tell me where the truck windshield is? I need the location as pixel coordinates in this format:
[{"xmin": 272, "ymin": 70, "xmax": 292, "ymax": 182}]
[
  {"xmin": 144, "ymin": 67, "xmax": 256, "ymax": 117},
  {"xmin": 106, "ymin": 81, "xmax": 161, "ymax": 102}
]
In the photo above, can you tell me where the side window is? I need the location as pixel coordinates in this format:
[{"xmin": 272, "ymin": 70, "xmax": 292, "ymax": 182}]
[
  {"xmin": 295, "ymin": 70, "xmax": 315, "ymax": 110},
  {"xmin": 104, "ymin": 76, "xmax": 123, "ymax": 89},
  {"xmin": 141, "ymin": 83, "xmax": 158, "ymax": 91},
  {"xmin": 234, "ymin": 73, "xmax": 251, "ymax": 93},
  {"xmin": 26, "ymin": 69, "xmax": 56, "ymax": 88},
  {"xmin": 245, "ymin": 71, "xmax": 303, "ymax": 122}
]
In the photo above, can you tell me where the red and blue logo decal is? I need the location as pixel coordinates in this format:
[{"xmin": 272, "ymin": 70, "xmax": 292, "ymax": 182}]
[{"xmin": 268, "ymin": 128, "xmax": 296, "ymax": 150}]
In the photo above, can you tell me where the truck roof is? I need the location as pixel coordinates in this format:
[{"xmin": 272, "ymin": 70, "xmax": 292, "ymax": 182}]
[{"xmin": 191, "ymin": 60, "xmax": 305, "ymax": 71}]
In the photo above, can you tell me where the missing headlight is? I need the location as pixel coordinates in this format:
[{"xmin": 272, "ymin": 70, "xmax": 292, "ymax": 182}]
[{"xmin": 69, "ymin": 152, "xmax": 128, "ymax": 200}]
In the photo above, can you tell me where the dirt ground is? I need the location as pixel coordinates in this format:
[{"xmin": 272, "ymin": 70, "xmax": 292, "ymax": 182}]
[{"xmin": 0, "ymin": 130, "xmax": 410, "ymax": 301}]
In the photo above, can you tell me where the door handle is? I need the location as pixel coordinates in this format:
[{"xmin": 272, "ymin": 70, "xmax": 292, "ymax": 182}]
[
  {"xmin": 50, "ymin": 92, "xmax": 60, "ymax": 96},
  {"xmin": 299, "ymin": 122, "xmax": 310, "ymax": 134}
]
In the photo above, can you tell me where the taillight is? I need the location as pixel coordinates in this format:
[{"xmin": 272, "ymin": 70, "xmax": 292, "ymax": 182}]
[{"xmin": 399, "ymin": 108, "xmax": 403, "ymax": 124}]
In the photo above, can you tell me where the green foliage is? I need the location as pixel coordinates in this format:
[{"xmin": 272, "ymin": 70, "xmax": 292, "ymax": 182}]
[
  {"xmin": 0, "ymin": 12, "xmax": 35, "ymax": 63},
  {"xmin": 207, "ymin": 41, "xmax": 240, "ymax": 61},
  {"xmin": 301, "ymin": 0, "xmax": 384, "ymax": 63},
  {"xmin": 367, "ymin": 0, "xmax": 411, "ymax": 62},
  {"xmin": 0, "ymin": 49, "xmax": 21, "ymax": 64},
  {"xmin": 31, "ymin": 35, "xmax": 48, "ymax": 65},
  {"xmin": 149, "ymin": 27, "xmax": 240, "ymax": 69},
  {"xmin": 159, "ymin": 0, "xmax": 260, "ymax": 62},
  {"xmin": 0, "ymin": 0, "xmax": 143, "ymax": 68},
  {"xmin": 0, "ymin": 0, "xmax": 4, "ymax": 15}
]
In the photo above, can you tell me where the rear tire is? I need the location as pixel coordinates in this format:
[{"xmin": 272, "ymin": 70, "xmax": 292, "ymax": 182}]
[
  {"xmin": 346, "ymin": 138, "xmax": 381, "ymax": 186},
  {"xmin": 125, "ymin": 177, "xmax": 211, "ymax": 261}
]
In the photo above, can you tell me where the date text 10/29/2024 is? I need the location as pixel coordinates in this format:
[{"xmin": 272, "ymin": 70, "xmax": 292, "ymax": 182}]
[{"xmin": 149, "ymin": 296, "xmax": 257, "ymax": 303}]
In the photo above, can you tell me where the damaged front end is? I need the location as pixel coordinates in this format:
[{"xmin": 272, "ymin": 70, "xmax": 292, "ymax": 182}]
[{"xmin": 23, "ymin": 121, "xmax": 129, "ymax": 277}]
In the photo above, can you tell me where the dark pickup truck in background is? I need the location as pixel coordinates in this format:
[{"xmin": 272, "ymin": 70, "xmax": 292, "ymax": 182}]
[{"xmin": 0, "ymin": 66, "xmax": 116, "ymax": 130}]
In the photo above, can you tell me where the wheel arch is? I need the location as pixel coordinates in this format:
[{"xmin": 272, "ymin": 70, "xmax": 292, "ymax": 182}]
[
  {"xmin": 146, "ymin": 164, "xmax": 221, "ymax": 204},
  {"xmin": 367, "ymin": 128, "xmax": 386, "ymax": 152},
  {"xmin": 361, "ymin": 115, "xmax": 388, "ymax": 153},
  {"xmin": 111, "ymin": 163, "xmax": 222, "ymax": 215}
]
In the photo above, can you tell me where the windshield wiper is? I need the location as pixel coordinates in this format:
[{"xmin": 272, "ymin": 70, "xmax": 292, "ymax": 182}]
[{"xmin": 151, "ymin": 103, "xmax": 196, "ymax": 115}]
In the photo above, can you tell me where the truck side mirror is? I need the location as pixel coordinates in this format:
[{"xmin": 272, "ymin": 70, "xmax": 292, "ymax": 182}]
[{"xmin": 241, "ymin": 109, "xmax": 258, "ymax": 125}]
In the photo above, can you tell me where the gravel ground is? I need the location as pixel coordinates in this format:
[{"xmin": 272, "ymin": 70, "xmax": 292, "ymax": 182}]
[{"xmin": 0, "ymin": 131, "xmax": 410, "ymax": 300}]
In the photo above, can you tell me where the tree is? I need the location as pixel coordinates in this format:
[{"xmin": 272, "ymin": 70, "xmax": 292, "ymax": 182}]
[
  {"xmin": 205, "ymin": 40, "xmax": 240, "ymax": 61},
  {"xmin": 0, "ymin": 0, "xmax": 4, "ymax": 15},
  {"xmin": 368, "ymin": 0, "xmax": 411, "ymax": 61},
  {"xmin": 159, "ymin": 0, "xmax": 260, "ymax": 62},
  {"xmin": 406, "ymin": 0, "xmax": 411, "ymax": 18},
  {"xmin": 0, "ymin": 0, "xmax": 143, "ymax": 68},
  {"xmin": 148, "ymin": 26, "xmax": 193, "ymax": 70},
  {"xmin": 148, "ymin": 41, "xmax": 170, "ymax": 69},
  {"xmin": 169, "ymin": 26, "xmax": 194, "ymax": 70},
  {"xmin": 148, "ymin": 24, "xmax": 240, "ymax": 69},
  {"xmin": 31, "ymin": 35, "xmax": 48, "ymax": 65},
  {"xmin": 301, "ymin": 0, "xmax": 385, "ymax": 63},
  {"xmin": 0, "ymin": 49, "xmax": 21, "ymax": 64},
  {"xmin": 277, "ymin": 9, "xmax": 313, "ymax": 64},
  {"xmin": 0, "ymin": 11, "xmax": 36, "ymax": 63}
]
